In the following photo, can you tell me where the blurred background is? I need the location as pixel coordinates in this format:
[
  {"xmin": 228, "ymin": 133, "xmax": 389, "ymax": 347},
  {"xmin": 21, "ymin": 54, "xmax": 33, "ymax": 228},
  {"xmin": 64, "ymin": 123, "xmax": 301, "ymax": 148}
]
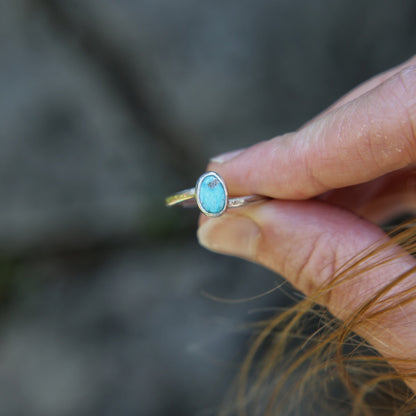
[{"xmin": 0, "ymin": 0, "xmax": 415, "ymax": 415}]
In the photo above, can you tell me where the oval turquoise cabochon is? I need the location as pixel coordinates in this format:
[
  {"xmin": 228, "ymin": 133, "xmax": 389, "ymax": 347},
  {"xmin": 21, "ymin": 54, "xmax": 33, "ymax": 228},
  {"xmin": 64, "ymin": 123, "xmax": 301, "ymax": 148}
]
[{"xmin": 197, "ymin": 173, "xmax": 227, "ymax": 216}]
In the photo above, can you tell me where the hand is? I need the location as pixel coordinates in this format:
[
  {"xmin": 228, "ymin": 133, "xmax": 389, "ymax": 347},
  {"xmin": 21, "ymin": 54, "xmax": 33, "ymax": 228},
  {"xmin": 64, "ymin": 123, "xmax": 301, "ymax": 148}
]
[{"xmin": 197, "ymin": 55, "xmax": 416, "ymax": 389}]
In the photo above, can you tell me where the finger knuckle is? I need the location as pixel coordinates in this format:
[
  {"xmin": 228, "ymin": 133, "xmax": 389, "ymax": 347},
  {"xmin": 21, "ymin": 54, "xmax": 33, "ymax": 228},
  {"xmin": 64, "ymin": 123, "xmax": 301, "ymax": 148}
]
[
  {"xmin": 387, "ymin": 66, "xmax": 416, "ymax": 161},
  {"xmin": 292, "ymin": 232, "xmax": 338, "ymax": 296}
]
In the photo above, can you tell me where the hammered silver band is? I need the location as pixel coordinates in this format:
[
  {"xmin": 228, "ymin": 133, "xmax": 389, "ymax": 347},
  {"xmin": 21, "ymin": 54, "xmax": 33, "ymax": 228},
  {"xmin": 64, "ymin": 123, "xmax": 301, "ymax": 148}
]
[
  {"xmin": 165, "ymin": 189, "xmax": 265, "ymax": 208},
  {"xmin": 165, "ymin": 172, "xmax": 268, "ymax": 217}
]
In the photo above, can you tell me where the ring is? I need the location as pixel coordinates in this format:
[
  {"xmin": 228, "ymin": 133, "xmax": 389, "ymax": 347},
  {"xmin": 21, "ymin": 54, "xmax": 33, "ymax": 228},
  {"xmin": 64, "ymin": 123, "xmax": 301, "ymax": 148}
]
[{"xmin": 165, "ymin": 171, "xmax": 268, "ymax": 217}]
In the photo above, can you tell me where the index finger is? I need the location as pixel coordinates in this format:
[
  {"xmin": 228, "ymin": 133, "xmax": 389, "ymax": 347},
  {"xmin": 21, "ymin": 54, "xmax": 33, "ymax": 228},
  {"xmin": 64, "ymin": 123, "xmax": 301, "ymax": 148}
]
[{"xmin": 209, "ymin": 66, "xmax": 416, "ymax": 199}]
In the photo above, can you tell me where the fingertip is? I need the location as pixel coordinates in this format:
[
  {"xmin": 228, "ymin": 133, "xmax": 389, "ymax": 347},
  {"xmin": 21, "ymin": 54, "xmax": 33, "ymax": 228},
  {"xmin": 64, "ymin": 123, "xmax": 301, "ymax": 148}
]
[
  {"xmin": 206, "ymin": 138, "xmax": 282, "ymax": 198},
  {"xmin": 197, "ymin": 213, "xmax": 260, "ymax": 259},
  {"xmin": 209, "ymin": 148, "xmax": 245, "ymax": 164}
]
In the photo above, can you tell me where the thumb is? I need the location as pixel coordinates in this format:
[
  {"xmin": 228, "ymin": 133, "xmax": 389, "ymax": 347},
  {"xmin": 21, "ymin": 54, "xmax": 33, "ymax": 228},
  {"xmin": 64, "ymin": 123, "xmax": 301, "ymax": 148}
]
[
  {"xmin": 197, "ymin": 201, "xmax": 416, "ymax": 382},
  {"xmin": 198, "ymin": 200, "xmax": 391, "ymax": 307}
]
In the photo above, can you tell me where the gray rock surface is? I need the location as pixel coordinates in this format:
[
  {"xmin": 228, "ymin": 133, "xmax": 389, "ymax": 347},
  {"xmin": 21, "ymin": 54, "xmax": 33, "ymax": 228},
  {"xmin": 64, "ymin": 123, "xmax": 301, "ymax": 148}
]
[{"xmin": 0, "ymin": 0, "xmax": 415, "ymax": 415}]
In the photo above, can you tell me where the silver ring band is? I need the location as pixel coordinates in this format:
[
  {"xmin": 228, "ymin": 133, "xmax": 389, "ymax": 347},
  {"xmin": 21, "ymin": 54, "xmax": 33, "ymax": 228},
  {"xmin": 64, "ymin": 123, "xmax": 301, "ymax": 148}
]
[{"xmin": 165, "ymin": 172, "xmax": 268, "ymax": 217}]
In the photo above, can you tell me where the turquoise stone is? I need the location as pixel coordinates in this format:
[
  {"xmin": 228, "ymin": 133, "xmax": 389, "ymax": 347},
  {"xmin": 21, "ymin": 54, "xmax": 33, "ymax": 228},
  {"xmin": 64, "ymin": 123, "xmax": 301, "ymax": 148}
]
[{"xmin": 198, "ymin": 174, "xmax": 226, "ymax": 215}]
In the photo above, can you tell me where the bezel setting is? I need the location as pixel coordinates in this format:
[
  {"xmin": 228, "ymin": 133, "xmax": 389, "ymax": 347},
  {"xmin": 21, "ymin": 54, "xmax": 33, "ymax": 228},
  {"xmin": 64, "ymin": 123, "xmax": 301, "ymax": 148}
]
[{"xmin": 195, "ymin": 171, "xmax": 228, "ymax": 217}]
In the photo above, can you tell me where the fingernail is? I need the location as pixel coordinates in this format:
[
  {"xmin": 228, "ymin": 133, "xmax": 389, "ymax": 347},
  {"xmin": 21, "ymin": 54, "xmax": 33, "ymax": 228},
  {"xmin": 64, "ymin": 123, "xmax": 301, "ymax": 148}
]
[
  {"xmin": 210, "ymin": 148, "xmax": 245, "ymax": 164},
  {"xmin": 197, "ymin": 214, "xmax": 260, "ymax": 259}
]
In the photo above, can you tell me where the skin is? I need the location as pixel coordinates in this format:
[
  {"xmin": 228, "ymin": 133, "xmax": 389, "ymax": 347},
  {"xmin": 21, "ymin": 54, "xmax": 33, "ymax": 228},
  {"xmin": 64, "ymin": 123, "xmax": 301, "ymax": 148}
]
[{"xmin": 197, "ymin": 55, "xmax": 416, "ymax": 391}]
